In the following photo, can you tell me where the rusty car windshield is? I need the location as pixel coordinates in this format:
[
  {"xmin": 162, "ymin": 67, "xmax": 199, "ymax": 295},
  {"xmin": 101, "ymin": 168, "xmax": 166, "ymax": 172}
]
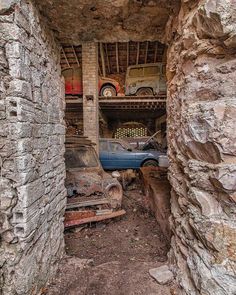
[
  {"xmin": 129, "ymin": 68, "xmax": 144, "ymax": 77},
  {"xmin": 65, "ymin": 147, "xmax": 99, "ymax": 168},
  {"xmin": 144, "ymin": 66, "xmax": 160, "ymax": 76}
]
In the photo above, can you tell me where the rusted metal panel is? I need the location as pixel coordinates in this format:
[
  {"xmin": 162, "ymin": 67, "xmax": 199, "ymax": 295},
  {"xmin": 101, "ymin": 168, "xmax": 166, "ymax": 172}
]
[
  {"xmin": 64, "ymin": 209, "xmax": 126, "ymax": 228},
  {"xmin": 66, "ymin": 198, "xmax": 110, "ymax": 210},
  {"xmin": 64, "ymin": 210, "xmax": 96, "ymax": 222}
]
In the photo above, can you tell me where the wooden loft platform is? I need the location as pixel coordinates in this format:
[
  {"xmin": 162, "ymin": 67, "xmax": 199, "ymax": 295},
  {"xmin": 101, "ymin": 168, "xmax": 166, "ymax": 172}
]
[{"xmin": 65, "ymin": 95, "xmax": 166, "ymax": 111}]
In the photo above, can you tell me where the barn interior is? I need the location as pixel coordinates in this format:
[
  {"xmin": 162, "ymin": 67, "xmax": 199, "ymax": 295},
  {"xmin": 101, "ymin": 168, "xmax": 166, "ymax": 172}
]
[
  {"xmin": 58, "ymin": 41, "xmax": 172, "ymax": 294},
  {"xmin": 1, "ymin": 1, "xmax": 236, "ymax": 295},
  {"xmin": 63, "ymin": 42, "xmax": 167, "ymax": 141}
]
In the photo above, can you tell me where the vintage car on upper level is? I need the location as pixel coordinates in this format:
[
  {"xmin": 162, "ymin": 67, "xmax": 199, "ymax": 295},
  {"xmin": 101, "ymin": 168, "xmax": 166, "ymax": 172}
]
[
  {"xmin": 125, "ymin": 63, "xmax": 166, "ymax": 96},
  {"xmin": 99, "ymin": 138, "xmax": 167, "ymax": 170},
  {"xmin": 62, "ymin": 67, "xmax": 121, "ymax": 97}
]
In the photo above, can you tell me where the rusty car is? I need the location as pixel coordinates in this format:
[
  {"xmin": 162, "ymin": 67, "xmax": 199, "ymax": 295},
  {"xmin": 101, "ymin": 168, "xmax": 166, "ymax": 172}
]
[
  {"xmin": 65, "ymin": 136, "xmax": 123, "ymax": 210},
  {"xmin": 125, "ymin": 63, "xmax": 166, "ymax": 96},
  {"xmin": 62, "ymin": 67, "xmax": 121, "ymax": 97}
]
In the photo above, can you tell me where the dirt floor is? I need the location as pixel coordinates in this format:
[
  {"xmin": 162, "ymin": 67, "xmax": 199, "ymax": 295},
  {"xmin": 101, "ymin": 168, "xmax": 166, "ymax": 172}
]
[{"xmin": 47, "ymin": 184, "xmax": 178, "ymax": 295}]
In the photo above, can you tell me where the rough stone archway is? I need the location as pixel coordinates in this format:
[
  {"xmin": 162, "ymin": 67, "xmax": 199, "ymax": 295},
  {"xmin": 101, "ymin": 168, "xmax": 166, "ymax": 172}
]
[
  {"xmin": 165, "ymin": 1, "xmax": 236, "ymax": 294},
  {"xmin": 0, "ymin": 1, "xmax": 236, "ymax": 295},
  {"xmin": 0, "ymin": 2, "xmax": 66, "ymax": 294}
]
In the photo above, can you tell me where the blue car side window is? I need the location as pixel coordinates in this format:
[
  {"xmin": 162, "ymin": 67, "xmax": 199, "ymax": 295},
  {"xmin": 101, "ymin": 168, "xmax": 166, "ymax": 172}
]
[
  {"xmin": 100, "ymin": 141, "xmax": 108, "ymax": 151},
  {"xmin": 110, "ymin": 142, "xmax": 126, "ymax": 152}
]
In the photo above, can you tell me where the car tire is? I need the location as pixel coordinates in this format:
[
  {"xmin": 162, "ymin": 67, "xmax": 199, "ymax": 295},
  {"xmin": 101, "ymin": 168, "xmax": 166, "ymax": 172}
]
[
  {"xmin": 100, "ymin": 85, "xmax": 116, "ymax": 97},
  {"xmin": 142, "ymin": 159, "xmax": 158, "ymax": 167},
  {"xmin": 136, "ymin": 88, "xmax": 153, "ymax": 96}
]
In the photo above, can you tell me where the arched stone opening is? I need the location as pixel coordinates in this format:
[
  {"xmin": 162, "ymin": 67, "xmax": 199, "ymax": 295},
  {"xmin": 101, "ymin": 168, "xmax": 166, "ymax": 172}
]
[{"xmin": 0, "ymin": 0, "xmax": 236, "ymax": 294}]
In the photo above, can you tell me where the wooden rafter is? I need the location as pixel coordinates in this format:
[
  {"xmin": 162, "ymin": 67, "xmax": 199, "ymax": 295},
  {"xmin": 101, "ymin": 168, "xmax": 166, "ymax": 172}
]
[
  {"xmin": 154, "ymin": 41, "xmax": 158, "ymax": 63},
  {"xmin": 116, "ymin": 42, "xmax": 119, "ymax": 73},
  {"xmin": 127, "ymin": 42, "xmax": 129, "ymax": 68},
  {"xmin": 100, "ymin": 43, "xmax": 106, "ymax": 77},
  {"xmin": 71, "ymin": 45, "xmax": 80, "ymax": 67},
  {"xmin": 145, "ymin": 41, "xmax": 149, "ymax": 64},
  {"xmin": 62, "ymin": 47, "xmax": 70, "ymax": 68},
  {"xmin": 136, "ymin": 42, "xmax": 140, "ymax": 65},
  {"xmin": 105, "ymin": 43, "xmax": 110, "ymax": 74},
  {"xmin": 98, "ymin": 62, "xmax": 102, "ymax": 76}
]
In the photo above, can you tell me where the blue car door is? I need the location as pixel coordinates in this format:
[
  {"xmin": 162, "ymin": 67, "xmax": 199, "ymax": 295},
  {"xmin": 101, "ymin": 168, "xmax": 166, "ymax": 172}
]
[
  {"xmin": 134, "ymin": 151, "xmax": 149, "ymax": 166},
  {"xmin": 99, "ymin": 140, "xmax": 110, "ymax": 169},
  {"xmin": 109, "ymin": 141, "xmax": 137, "ymax": 169}
]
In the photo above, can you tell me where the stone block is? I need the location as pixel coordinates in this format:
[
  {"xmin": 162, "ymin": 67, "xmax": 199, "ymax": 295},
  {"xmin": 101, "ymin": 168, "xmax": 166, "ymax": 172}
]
[
  {"xmin": 17, "ymin": 178, "xmax": 45, "ymax": 209},
  {"xmin": 188, "ymin": 188, "xmax": 222, "ymax": 216},
  {"xmin": 149, "ymin": 265, "xmax": 174, "ymax": 285},
  {"xmin": 5, "ymin": 41, "xmax": 23, "ymax": 59},
  {"xmin": 15, "ymin": 154, "xmax": 36, "ymax": 172},
  {"xmin": 8, "ymin": 79, "xmax": 32, "ymax": 100},
  {"xmin": 0, "ymin": 0, "xmax": 19, "ymax": 14},
  {"xmin": 8, "ymin": 58, "xmax": 31, "ymax": 81},
  {"xmin": 210, "ymin": 166, "xmax": 236, "ymax": 192}
]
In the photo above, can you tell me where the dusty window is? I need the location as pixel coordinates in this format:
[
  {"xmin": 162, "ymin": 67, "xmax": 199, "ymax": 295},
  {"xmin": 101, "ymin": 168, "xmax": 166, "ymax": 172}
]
[
  {"xmin": 144, "ymin": 66, "xmax": 160, "ymax": 76},
  {"xmin": 129, "ymin": 68, "xmax": 143, "ymax": 77},
  {"xmin": 65, "ymin": 147, "xmax": 98, "ymax": 168},
  {"xmin": 100, "ymin": 141, "xmax": 108, "ymax": 151},
  {"xmin": 110, "ymin": 142, "xmax": 126, "ymax": 152}
]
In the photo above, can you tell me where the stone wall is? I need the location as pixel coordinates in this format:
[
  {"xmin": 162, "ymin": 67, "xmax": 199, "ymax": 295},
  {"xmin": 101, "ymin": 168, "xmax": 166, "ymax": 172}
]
[
  {"xmin": 0, "ymin": 1, "xmax": 66, "ymax": 294},
  {"xmin": 165, "ymin": 1, "xmax": 236, "ymax": 294}
]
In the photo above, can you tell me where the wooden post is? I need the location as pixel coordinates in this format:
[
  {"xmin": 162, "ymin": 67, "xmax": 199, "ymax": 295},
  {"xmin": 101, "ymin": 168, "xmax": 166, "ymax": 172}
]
[
  {"xmin": 136, "ymin": 42, "xmax": 140, "ymax": 65},
  {"xmin": 116, "ymin": 42, "xmax": 119, "ymax": 73},
  {"xmin": 105, "ymin": 43, "xmax": 110, "ymax": 74},
  {"xmin": 72, "ymin": 45, "xmax": 80, "ymax": 67},
  {"xmin": 127, "ymin": 42, "xmax": 129, "ymax": 68},
  {"xmin": 145, "ymin": 41, "xmax": 149, "ymax": 64},
  {"xmin": 100, "ymin": 43, "xmax": 106, "ymax": 77},
  {"xmin": 62, "ymin": 47, "xmax": 70, "ymax": 68},
  {"xmin": 154, "ymin": 41, "xmax": 158, "ymax": 63}
]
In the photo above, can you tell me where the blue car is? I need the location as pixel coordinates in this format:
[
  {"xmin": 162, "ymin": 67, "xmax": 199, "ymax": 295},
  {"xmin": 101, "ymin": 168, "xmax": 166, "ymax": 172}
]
[{"xmin": 99, "ymin": 138, "xmax": 164, "ymax": 170}]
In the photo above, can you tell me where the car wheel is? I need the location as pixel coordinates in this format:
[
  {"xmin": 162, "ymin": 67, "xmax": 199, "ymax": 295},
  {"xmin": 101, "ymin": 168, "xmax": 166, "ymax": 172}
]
[
  {"xmin": 142, "ymin": 160, "xmax": 158, "ymax": 167},
  {"xmin": 136, "ymin": 88, "xmax": 153, "ymax": 96},
  {"xmin": 100, "ymin": 85, "xmax": 116, "ymax": 97}
]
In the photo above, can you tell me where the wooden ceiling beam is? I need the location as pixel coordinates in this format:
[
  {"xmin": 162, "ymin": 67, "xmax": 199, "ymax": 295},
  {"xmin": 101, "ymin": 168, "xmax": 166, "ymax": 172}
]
[
  {"xmin": 136, "ymin": 42, "xmax": 140, "ymax": 65},
  {"xmin": 154, "ymin": 41, "xmax": 158, "ymax": 63},
  {"xmin": 105, "ymin": 43, "xmax": 110, "ymax": 74},
  {"xmin": 127, "ymin": 42, "xmax": 129, "ymax": 68},
  {"xmin": 116, "ymin": 42, "xmax": 119, "ymax": 73},
  {"xmin": 100, "ymin": 43, "xmax": 106, "ymax": 77},
  {"xmin": 145, "ymin": 41, "xmax": 149, "ymax": 64},
  {"xmin": 61, "ymin": 47, "xmax": 70, "ymax": 68}
]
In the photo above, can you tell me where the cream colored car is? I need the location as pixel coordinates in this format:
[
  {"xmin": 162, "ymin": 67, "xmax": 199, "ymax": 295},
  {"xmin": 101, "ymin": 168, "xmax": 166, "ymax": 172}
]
[{"xmin": 125, "ymin": 63, "xmax": 166, "ymax": 96}]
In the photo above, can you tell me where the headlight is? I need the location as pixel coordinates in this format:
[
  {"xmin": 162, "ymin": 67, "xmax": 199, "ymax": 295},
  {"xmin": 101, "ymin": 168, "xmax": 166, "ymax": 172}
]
[
  {"xmin": 130, "ymin": 83, "xmax": 136, "ymax": 87},
  {"xmin": 105, "ymin": 183, "xmax": 123, "ymax": 208}
]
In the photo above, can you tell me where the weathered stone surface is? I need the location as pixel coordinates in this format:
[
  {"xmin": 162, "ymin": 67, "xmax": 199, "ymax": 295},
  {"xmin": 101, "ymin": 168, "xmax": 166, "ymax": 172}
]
[
  {"xmin": 1, "ymin": 1, "xmax": 236, "ymax": 295},
  {"xmin": 149, "ymin": 265, "xmax": 174, "ymax": 285},
  {"xmin": 0, "ymin": 0, "xmax": 19, "ymax": 14},
  {"xmin": 166, "ymin": 1, "xmax": 236, "ymax": 294},
  {"xmin": 34, "ymin": 0, "xmax": 180, "ymax": 43},
  {"xmin": 0, "ymin": 1, "xmax": 66, "ymax": 294}
]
